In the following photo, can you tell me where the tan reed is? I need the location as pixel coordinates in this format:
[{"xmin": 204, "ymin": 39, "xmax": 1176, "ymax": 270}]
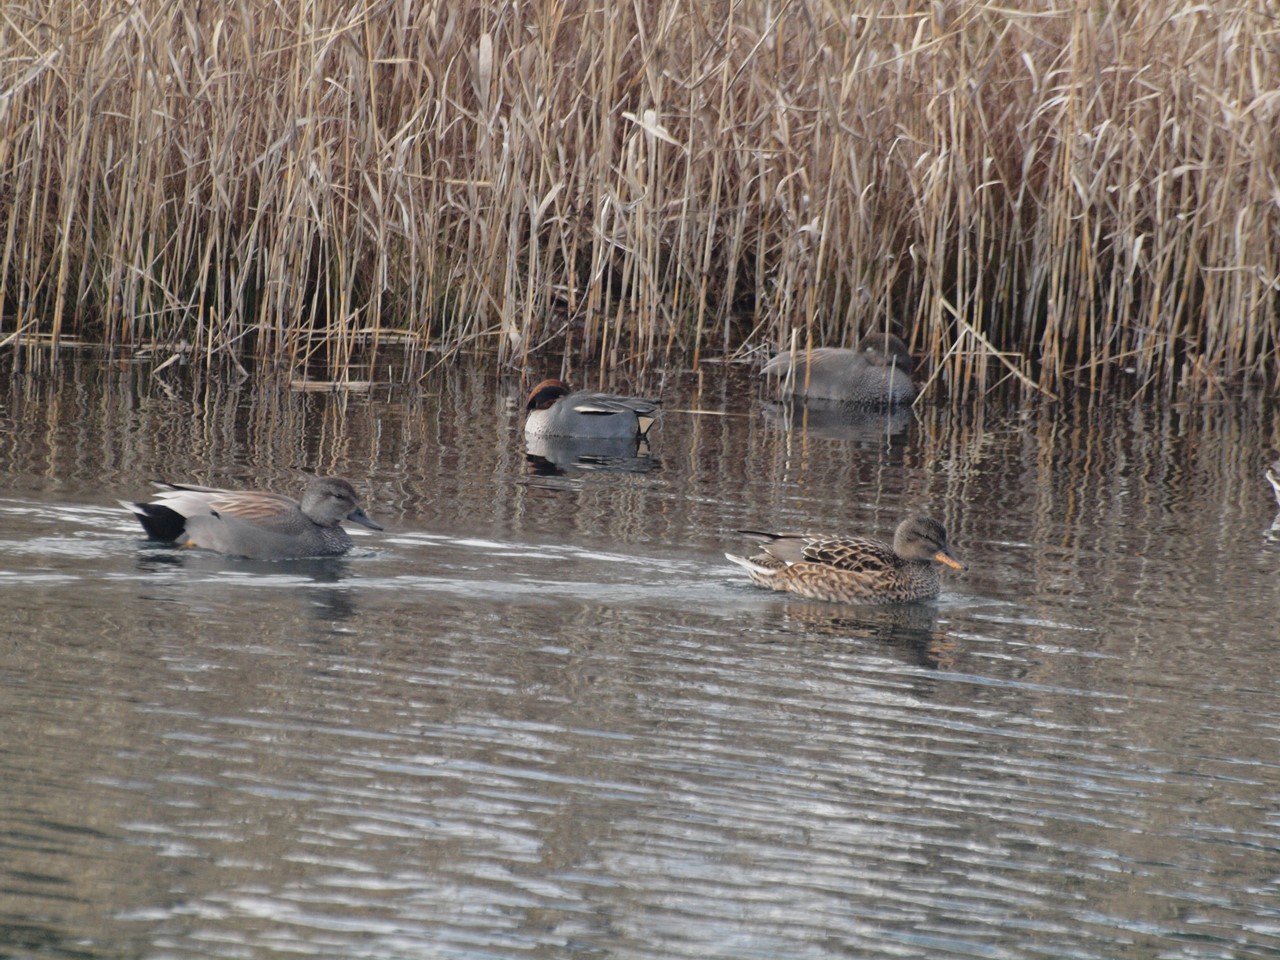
[{"xmin": 1, "ymin": 1, "xmax": 1277, "ymax": 397}]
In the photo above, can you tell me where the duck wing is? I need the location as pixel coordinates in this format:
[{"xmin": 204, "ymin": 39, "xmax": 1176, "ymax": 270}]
[
  {"xmin": 761, "ymin": 348, "xmax": 862, "ymax": 378},
  {"xmin": 796, "ymin": 534, "xmax": 898, "ymax": 573},
  {"xmin": 737, "ymin": 530, "xmax": 894, "ymax": 572},
  {"xmin": 568, "ymin": 393, "xmax": 661, "ymax": 417},
  {"xmin": 203, "ymin": 492, "xmax": 300, "ymax": 524},
  {"xmin": 151, "ymin": 483, "xmax": 299, "ymax": 523}
]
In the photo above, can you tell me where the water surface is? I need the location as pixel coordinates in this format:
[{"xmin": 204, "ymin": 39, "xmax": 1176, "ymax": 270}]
[{"xmin": 2, "ymin": 356, "xmax": 1278, "ymax": 959}]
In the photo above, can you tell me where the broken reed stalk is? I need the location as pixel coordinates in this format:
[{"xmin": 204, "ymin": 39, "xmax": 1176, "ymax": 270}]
[{"xmin": 0, "ymin": 0, "xmax": 1277, "ymax": 397}]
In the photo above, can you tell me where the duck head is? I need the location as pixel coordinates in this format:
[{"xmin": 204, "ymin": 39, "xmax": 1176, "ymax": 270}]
[
  {"xmin": 859, "ymin": 333, "xmax": 914, "ymax": 370},
  {"xmin": 526, "ymin": 379, "xmax": 573, "ymax": 412}
]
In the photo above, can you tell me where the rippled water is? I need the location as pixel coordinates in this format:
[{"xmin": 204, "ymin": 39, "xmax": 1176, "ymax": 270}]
[{"xmin": 2, "ymin": 355, "xmax": 1279, "ymax": 959}]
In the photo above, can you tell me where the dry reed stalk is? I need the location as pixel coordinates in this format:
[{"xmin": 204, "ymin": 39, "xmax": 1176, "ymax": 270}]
[{"xmin": 0, "ymin": 1, "xmax": 1276, "ymax": 396}]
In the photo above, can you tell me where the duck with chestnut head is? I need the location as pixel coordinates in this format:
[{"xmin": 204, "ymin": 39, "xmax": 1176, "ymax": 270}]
[{"xmin": 524, "ymin": 379, "xmax": 661, "ymax": 440}]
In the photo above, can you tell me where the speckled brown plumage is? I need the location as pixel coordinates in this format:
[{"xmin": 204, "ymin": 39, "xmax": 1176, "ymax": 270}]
[{"xmin": 725, "ymin": 515, "xmax": 965, "ymax": 604}]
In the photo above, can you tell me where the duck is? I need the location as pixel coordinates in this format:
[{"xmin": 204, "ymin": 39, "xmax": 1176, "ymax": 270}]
[
  {"xmin": 1268, "ymin": 459, "xmax": 1280, "ymax": 507},
  {"xmin": 725, "ymin": 515, "xmax": 965, "ymax": 604},
  {"xmin": 121, "ymin": 476, "xmax": 382, "ymax": 560},
  {"xmin": 524, "ymin": 379, "xmax": 661, "ymax": 439},
  {"xmin": 761, "ymin": 332, "xmax": 917, "ymax": 405}
]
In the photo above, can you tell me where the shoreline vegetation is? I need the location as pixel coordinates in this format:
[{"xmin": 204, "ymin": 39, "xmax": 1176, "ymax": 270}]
[{"xmin": 2, "ymin": 1, "xmax": 1278, "ymax": 397}]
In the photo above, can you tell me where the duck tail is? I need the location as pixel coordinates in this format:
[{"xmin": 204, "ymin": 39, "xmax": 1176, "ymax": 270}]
[
  {"xmin": 120, "ymin": 500, "xmax": 187, "ymax": 542},
  {"xmin": 724, "ymin": 552, "xmax": 775, "ymax": 576}
]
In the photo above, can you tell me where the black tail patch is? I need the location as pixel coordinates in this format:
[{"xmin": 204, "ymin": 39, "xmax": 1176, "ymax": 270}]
[{"xmin": 130, "ymin": 503, "xmax": 188, "ymax": 542}]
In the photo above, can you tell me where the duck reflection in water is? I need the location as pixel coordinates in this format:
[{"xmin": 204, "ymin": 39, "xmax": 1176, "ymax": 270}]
[
  {"xmin": 524, "ymin": 434, "xmax": 659, "ymax": 477},
  {"xmin": 768, "ymin": 600, "xmax": 957, "ymax": 670},
  {"xmin": 131, "ymin": 552, "xmax": 362, "ymax": 622},
  {"xmin": 761, "ymin": 399, "xmax": 913, "ymax": 442}
]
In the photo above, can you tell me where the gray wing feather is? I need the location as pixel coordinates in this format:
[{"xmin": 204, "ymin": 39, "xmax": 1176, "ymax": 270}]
[
  {"xmin": 569, "ymin": 393, "xmax": 661, "ymax": 416},
  {"xmin": 762, "ymin": 348, "xmax": 861, "ymax": 379}
]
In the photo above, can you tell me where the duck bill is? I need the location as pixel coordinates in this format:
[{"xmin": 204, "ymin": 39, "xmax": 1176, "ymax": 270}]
[
  {"xmin": 935, "ymin": 549, "xmax": 966, "ymax": 571},
  {"xmin": 348, "ymin": 508, "xmax": 384, "ymax": 531}
]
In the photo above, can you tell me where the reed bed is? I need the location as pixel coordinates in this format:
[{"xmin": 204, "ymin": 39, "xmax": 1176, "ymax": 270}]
[{"xmin": 1, "ymin": 0, "xmax": 1277, "ymax": 396}]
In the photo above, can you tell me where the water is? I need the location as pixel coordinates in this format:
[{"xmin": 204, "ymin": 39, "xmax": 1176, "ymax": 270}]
[{"xmin": 2, "ymin": 355, "xmax": 1278, "ymax": 959}]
